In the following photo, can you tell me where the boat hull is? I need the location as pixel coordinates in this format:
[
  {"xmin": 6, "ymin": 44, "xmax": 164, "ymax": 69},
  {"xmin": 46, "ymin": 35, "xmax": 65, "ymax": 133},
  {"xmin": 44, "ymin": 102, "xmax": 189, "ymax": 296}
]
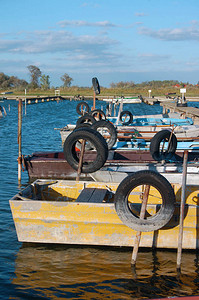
[
  {"xmin": 9, "ymin": 179, "xmax": 199, "ymax": 249},
  {"xmin": 24, "ymin": 150, "xmax": 199, "ymax": 180}
]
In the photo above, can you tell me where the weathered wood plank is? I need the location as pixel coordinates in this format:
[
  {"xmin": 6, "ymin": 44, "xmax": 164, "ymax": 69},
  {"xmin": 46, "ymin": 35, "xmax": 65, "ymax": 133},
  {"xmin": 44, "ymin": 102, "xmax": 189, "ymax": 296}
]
[{"xmin": 76, "ymin": 188, "xmax": 107, "ymax": 203}]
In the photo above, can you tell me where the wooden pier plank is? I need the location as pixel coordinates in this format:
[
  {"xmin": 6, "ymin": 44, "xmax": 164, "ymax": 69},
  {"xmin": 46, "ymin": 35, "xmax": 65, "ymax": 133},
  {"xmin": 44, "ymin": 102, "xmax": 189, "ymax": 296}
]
[{"xmin": 160, "ymin": 102, "xmax": 199, "ymax": 119}]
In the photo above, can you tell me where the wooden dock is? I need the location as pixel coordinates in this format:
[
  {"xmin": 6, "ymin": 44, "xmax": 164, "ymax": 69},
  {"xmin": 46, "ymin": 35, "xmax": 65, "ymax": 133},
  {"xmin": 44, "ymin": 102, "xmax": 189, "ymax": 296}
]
[
  {"xmin": 159, "ymin": 101, "xmax": 199, "ymax": 124},
  {"xmin": 143, "ymin": 96, "xmax": 199, "ymax": 105},
  {"xmin": 5, "ymin": 95, "xmax": 95, "ymax": 103}
]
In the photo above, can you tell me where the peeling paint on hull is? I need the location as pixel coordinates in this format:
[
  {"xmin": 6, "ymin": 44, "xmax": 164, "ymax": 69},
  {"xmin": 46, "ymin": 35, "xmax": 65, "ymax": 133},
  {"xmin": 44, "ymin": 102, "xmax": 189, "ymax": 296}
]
[{"xmin": 9, "ymin": 179, "xmax": 199, "ymax": 249}]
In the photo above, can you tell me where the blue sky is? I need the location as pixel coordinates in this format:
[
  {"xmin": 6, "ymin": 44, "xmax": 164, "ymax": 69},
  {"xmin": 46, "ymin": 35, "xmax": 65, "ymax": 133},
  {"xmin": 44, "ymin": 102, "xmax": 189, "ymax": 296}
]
[{"xmin": 1, "ymin": 0, "xmax": 199, "ymax": 87}]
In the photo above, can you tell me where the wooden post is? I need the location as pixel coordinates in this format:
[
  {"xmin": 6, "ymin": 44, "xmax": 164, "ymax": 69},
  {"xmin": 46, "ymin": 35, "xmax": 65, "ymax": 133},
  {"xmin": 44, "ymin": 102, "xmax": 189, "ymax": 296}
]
[
  {"xmin": 92, "ymin": 91, "xmax": 96, "ymax": 111},
  {"xmin": 25, "ymin": 89, "xmax": 27, "ymax": 115},
  {"xmin": 176, "ymin": 150, "xmax": 188, "ymax": 270},
  {"xmin": 18, "ymin": 99, "xmax": 22, "ymax": 182},
  {"xmin": 131, "ymin": 184, "xmax": 150, "ymax": 265},
  {"xmin": 76, "ymin": 140, "xmax": 86, "ymax": 181},
  {"xmin": 167, "ymin": 127, "xmax": 175, "ymax": 152}
]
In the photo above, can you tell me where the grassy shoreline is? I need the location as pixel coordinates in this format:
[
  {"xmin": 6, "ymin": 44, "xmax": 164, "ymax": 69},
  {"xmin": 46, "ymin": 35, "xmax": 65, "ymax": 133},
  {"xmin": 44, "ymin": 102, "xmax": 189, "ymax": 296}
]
[{"xmin": 2, "ymin": 86, "xmax": 199, "ymax": 98}]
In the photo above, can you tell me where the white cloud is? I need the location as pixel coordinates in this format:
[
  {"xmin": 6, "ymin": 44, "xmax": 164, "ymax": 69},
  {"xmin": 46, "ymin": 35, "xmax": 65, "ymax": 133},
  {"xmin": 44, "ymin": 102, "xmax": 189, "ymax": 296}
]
[
  {"xmin": 135, "ymin": 12, "xmax": 147, "ymax": 17},
  {"xmin": 138, "ymin": 25, "xmax": 199, "ymax": 41},
  {"xmin": 58, "ymin": 20, "xmax": 117, "ymax": 28},
  {"xmin": 138, "ymin": 53, "xmax": 170, "ymax": 61},
  {"xmin": 0, "ymin": 30, "xmax": 118, "ymax": 54}
]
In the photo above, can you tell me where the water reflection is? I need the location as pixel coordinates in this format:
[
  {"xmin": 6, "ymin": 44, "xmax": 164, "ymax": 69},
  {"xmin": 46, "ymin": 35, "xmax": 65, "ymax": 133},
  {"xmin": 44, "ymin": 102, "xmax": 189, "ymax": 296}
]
[{"xmin": 12, "ymin": 245, "xmax": 199, "ymax": 299}]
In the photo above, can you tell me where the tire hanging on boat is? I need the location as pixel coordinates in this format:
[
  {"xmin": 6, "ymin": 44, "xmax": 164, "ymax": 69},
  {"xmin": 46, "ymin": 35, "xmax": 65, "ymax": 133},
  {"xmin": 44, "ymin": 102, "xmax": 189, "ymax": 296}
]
[
  {"xmin": 90, "ymin": 109, "xmax": 106, "ymax": 121},
  {"xmin": 91, "ymin": 119, "xmax": 117, "ymax": 149},
  {"xmin": 75, "ymin": 123, "xmax": 91, "ymax": 130},
  {"xmin": 119, "ymin": 110, "xmax": 133, "ymax": 125},
  {"xmin": 63, "ymin": 127, "xmax": 108, "ymax": 173},
  {"xmin": 76, "ymin": 114, "xmax": 96, "ymax": 127},
  {"xmin": 150, "ymin": 129, "xmax": 177, "ymax": 161},
  {"xmin": 114, "ymin": 170, "xmax": 176, "ymax": 232},
  {"xmin": 76, "ymin": 101, "xmax": 90, "ymax": 115}
]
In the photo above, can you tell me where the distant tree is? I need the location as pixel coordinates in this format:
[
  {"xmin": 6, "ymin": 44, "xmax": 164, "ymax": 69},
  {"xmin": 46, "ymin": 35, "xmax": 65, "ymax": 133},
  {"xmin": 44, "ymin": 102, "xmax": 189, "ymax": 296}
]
[
  {"xmin": 0, "ymin": 72, "xmax": 28, "ymax": 89},
  {"xmin": 27, "ymin": 65, "xmax": 42, "ymax": 89},
  {"xmin": 110, "ymin": 81, "xmax": 135, "ymax": 88},
  {"xmin": 40, "ymin": 74, "xmax": 50, "ymax": 90},
  {"xmin": 60, "ymin": 73, "xmax": 73, "ymax": 87},
  {"xmin": 8, "ymin": 76, "xmax": 28, "ymax": 89},
  {"xmin": 0, "ymin": 72, "xmax": 10, "ymax": 88}
]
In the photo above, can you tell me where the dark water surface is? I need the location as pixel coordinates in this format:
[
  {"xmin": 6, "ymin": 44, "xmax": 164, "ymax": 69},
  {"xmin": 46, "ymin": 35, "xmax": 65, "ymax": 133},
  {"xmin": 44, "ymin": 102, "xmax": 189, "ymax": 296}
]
[{"xmin": 1, "ymin": 99, "xmax": 199, "ymax": 299}]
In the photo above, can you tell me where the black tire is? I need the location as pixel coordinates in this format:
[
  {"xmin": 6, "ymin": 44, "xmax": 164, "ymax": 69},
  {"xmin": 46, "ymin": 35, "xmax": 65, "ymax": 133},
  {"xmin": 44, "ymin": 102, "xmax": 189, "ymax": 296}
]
[
  {"xmin": 90, "ymin": 109, "xmax": 106, "ymax": 121},
  {"xmin": 150, "ymin": 130, "xmax": 177, "ymax": 161},
  {"xmin": 75, "ymin": 123, "xmax": 91, "ymax": 130},
  {"xmin": 92, "ymin": 77, "xmax": 100, "ymax": 95},
  {"xmin": 76, "ymin": 114, "xmax": 96, "ymax": 127},
  {"xmin": 76, "ymin": 101, "xmax": 90, "ymax": 115},
  {"xmin": 63, "ymin": 127, "xmax": 108, "ymax": 173},
  {"xmin": 91, "ymin": 120, "xmax": 117, "ymax": 149},
  {"xmin": 114, "ymin": 170, "xmax": 176, "ymax": 232},
  {"xmin": 119, "ymin": 110, "xmax": 133, "ymax": 125}
]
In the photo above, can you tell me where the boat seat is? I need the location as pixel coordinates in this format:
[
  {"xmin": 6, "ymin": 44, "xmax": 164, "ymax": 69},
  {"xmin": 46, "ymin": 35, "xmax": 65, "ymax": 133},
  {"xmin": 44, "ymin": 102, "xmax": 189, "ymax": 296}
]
[{"xmin": 76, "ymin": 188, "xmax": 108, "ymax": 203}]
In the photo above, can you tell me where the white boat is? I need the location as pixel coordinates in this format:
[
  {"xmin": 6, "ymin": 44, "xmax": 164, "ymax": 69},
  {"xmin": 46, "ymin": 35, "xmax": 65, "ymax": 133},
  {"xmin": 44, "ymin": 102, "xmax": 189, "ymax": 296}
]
[{"xmin": 102, "ymin": 96, "xmax": 142, "ymax": 104}]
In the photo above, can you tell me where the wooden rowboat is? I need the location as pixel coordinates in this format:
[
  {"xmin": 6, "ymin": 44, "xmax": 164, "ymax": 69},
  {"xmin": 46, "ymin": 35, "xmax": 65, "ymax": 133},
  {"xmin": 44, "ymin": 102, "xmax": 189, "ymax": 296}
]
[
  {"xmin": 24, "ymin": 149, "xmax": 199, "ymax": 181},
  {"xmin": 9, "ymin": 172, "xmax": 199, "ymax": 249}
]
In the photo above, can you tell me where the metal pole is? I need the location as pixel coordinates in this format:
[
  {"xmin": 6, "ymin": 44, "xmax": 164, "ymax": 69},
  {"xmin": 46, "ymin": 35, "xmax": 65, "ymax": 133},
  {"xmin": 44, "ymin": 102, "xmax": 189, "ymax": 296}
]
[
  {"xmin": 18, "ymin": 99, "xmax": 22, "ymax": 182},
  {"xmin": 76, "ymin": 139, "xmax": 86, "ymax": 181},
  {"xmin": 176, "ymin": 150, "xmax": 188, "ymax": 270},
  {"xmin": 131, "ymin": 184, "xmax": 150, "ymax": 265}
]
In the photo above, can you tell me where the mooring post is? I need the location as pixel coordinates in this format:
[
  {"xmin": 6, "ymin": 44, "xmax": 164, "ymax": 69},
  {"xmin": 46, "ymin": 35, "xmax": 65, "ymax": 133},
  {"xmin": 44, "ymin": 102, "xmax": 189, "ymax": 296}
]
[
  {"xmin": 18, "ymin": 98, "xmax": 22, "ymax": 182},
  {"xmin": 25, "ymin": 89, "xmax": 27, "ymax": 115},
  {"xmin": 92, "ymin": 91, "xmax": 96, "ymax": 111},
  {"xmin": 176, "ymin": 150, "xmax": 188, "ymax": 270},
  {"xmin": 131, "ymin": 184, "xmax": 150, "ymax": 265},
  {"xmin": 76, "ymin": 140, "xmax": 86, "ymax": 181}
]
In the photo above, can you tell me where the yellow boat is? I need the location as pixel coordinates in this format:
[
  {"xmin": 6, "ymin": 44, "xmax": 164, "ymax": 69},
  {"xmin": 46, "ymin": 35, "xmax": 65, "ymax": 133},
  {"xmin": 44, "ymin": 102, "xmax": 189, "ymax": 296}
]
[{"xmin": 9, "ymin": 170, "xmax": 199, "ymax": 249}]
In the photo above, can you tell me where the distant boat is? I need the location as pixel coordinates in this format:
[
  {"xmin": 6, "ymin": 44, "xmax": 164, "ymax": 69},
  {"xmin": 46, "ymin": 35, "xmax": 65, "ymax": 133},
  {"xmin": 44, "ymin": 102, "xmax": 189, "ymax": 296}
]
[
  {"xmin": 102, "ymin": 96, "xmax": 142, "ymax": 103},
  {"xmin": 1, "ymin": 91, "xmax": 13, "ymax": 95}
]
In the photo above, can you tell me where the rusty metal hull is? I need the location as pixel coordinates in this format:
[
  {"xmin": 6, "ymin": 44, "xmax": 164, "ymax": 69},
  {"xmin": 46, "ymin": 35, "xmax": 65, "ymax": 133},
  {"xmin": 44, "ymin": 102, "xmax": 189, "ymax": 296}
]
[
  {"xmin": 9, "ymin": 179, "xmax": 199, "ymax": 249},
  {"xmin": 24, "ymin": 150, "xmax": 199, "ymax": 181}
]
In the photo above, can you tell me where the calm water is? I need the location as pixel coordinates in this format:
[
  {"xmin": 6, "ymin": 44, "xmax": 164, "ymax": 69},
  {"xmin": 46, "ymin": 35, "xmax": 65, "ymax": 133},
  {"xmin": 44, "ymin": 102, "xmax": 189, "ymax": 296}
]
[{"xmin": 1, "ymin": 98, "xmax": 199, "ymax": 300}]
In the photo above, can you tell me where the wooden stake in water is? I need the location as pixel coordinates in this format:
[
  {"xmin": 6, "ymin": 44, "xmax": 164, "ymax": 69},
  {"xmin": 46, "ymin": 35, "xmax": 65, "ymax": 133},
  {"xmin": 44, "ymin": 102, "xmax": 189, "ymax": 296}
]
[
  {"xmin": 131, "ymin": 184, "xmax": 150, "ymax": 265},
  {"xmin": 176, "ymin": 150, "xmax": 188, "ymax": 270},
  {"xmin": 25, "ymin": 89, "xmax": 27, "ymax": 116},
  {"xmin": 18, "ymin": 99, "xmax": 22, "ymax": 182},
  {"xmin": 92, "ymin": 91, "xmax": 96, "ymax": 110},
  {"xmin": 76, "ymin": 139, "xmax": 86, "ymax": 181}
]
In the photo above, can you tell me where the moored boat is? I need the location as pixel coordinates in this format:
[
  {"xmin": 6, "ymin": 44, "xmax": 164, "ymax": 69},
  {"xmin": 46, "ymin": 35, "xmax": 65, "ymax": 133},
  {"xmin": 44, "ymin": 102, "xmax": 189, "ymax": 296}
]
[
  {"xmin": 59, "ymin": 123, "xmax": 199, "ymax": 145},
  {"xmin": 24, "ymin": 149, "xmax": 199, "ymax": 181},
  {"xmin": 102, "ymin": 96, "xmax": 142, "ymax": 103},
  {"xmin": 9, "ymin": 171, "xmax": 199, "ymax": 249}
]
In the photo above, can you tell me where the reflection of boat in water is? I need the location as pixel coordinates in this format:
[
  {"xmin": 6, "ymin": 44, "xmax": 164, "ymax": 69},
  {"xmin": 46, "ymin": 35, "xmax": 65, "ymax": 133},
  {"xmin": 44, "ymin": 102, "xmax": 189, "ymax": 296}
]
[{"xmin": 12, "ymin": 245, "xmax": 199, "ymax": 299}]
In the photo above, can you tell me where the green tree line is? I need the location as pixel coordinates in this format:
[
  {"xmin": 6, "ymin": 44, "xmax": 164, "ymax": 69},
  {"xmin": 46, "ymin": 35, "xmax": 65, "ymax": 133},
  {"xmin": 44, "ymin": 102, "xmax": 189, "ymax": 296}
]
[
  {"xmin": 0, "ymin": 65, "xmax": 197, "ymax": 91},
  {"xmin": 0, "ymin": 65, "xmax": 73, "ymax": 91}
]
